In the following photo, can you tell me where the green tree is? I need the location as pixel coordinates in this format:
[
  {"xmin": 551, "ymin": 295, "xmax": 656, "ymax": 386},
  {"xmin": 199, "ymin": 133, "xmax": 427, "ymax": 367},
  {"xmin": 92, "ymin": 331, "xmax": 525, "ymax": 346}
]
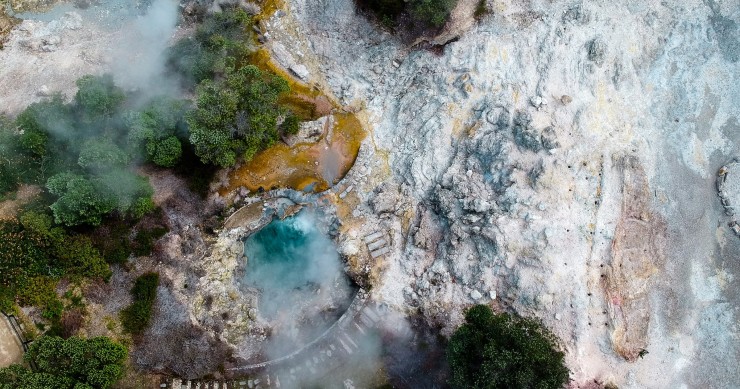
[
  {"xmin": 46, "ymin": 173, "xmax": 115, "ymax": 227},
  {"xmin": 74, "ymin": 75, "xmax": 125, "ymax": 122},
  {"xmin": 166, "ymin": 9, "xmax": 253, "ymax": 86},
  {"xmin": 94, "ymin": 169, "xmax": 154, "ymax": 219},
  {"xmin": 15, "ymin": 94, "xmax": 74, "ymax": 147},
  {"xmin": 0, "ymin": 364, "xmax": 73, "ymax": 389},
  {"xmin": 0, "ymin": 336, "xmax": 127, "ymax": 389},
  {"xmin": 78, "ymin": 139, "xmax": 130, "ymax": 171},
  {"xmin": 126, "ymin": 97, "xmax": 188, "ymax": 167},
  {"xmin": 187, "ymin": 65, "xmax": 290, "ymax": 167},
  {"xmin": 447, "ymin": 305, "xmax": 569, "ymax": 389},
  {"xmin": 358, "ymin": 0, "xmax": 458, "ymax": 28},
  {"xmin": 46, "ymin": 170, "xmax": 154, "ymax": 226}
]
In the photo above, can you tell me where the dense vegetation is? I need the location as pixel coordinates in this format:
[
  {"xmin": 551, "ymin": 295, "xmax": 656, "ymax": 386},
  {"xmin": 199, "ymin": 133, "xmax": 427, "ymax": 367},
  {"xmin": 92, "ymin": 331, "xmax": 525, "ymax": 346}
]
[
  {"xmin": 0, "ymin": 76, "xmax": 185, "ymax": 226},
  {"xmin": 0, "ymin": 8, "xmax": 294, "ymax": 326},
  {"xmin": 447, "ymin": 305, "xmax": 569, "ymax": 389},
  {"xmin": 0, "ymin": 7, "xmax": 301, "ymax": 385},
  {"xmin": 120, "ymin": 272, "xmax": 159, "ymax": 335},
  {"xmin": 0, "ymin": 211, "xmax": 110, "ymax": 319},
  {"xmin": 167, "ymin": 9, "xmax": 252, "ymax": 87},
  {"xmin": 358, "ymin": 0, "xmax": 459, "ymax": 29},
  {"xmin": 0, "ymin": 336, "xmax": 127, "ymax": 389},
  {"xmin": 0, "ymin": 76, "xmax": 180, "ymax": 331},
  {"xmin": 187, "ymin": 65, "xmax": 290, "ymax": 166},
  {"xmin": 168, "ymin": 9, "xmax": 297, "ymax": 167}
]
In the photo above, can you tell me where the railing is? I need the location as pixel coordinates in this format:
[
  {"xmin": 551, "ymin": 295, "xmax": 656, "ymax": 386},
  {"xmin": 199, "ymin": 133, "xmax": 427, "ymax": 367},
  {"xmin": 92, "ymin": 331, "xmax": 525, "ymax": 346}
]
[{"xmin": 2, "ymin": 311, "xmax": 33, "ymax": 352}]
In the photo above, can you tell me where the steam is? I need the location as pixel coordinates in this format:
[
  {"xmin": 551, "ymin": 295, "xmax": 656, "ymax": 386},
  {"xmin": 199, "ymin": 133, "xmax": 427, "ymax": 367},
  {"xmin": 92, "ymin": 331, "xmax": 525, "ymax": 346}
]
[
  {"xmin": 242, "ymin": 211, "xmax": 430, "ymax": 387},
  {"xmin": 243, "ymin": 210, "xmax": 355, "ymax": 359},
  {"xmin": 110, "ymin": 0, "xmax": 180, "ymax": 97}
]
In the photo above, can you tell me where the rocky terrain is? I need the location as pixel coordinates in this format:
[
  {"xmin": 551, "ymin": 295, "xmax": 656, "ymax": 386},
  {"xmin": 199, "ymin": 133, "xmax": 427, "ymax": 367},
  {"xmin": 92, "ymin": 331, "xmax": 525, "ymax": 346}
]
[
  {"xmin": 265, "ymin": 0, "xmax": 739, "ymax": 387},
  {"xmin": 1, "ymin": 0, "xmax": 739, "ymax": 387}
]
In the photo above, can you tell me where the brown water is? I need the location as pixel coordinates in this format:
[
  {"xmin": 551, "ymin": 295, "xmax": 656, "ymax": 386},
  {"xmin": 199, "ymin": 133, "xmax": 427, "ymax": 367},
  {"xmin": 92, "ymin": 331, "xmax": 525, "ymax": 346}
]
[{"xmin": 220, "ymin": 47, "xmax": 366, "ymax": 195}]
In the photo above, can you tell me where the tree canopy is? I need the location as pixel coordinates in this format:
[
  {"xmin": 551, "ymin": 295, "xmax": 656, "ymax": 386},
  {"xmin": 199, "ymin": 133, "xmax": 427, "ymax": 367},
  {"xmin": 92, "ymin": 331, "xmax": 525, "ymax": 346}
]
[
  {"xmin": 447, "ymin": 305, "xmax": 569, "ymax": 389},
  {"xmin": 187, "ymin": 64, "xmax": 290, "ymax": 167},
  {"xmin": 0, "ymin": 336, "xmax": 127, "ymax": 389},
  {"xmin": 166, "ymin": 9, "xmax": 252, "ymax": 86},
  {"xmin": 126, "ymin": 97, "xmax": 189, "ymax": 168}
]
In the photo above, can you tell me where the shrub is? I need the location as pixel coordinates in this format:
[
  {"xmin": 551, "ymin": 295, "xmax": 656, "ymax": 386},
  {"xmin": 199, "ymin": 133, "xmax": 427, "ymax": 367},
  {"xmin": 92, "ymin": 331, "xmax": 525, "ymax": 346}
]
[
  {"xmin": 120, "ymin": 272, "xmax": 159, "ymax": 335},
  {"xmin": 447, "ymin": 305, "xmax": 569, "ymax": 389},
  {"xmin": 0, "ymin": 335, "xmax": 127, "ymax": 389},
  {"xmin": 0, "ymin": 212, "xmax": 111, "ymax": 319},
  {"xmin": 409, "ymin": 0, "xmax": 457, "ymax": 27},
  {"xmin": 281, "ymin": 114, "xmax": 301, "ymax": 136},
  {"xmin": 132, "ymin": 226, "xmax": 168, "ymax": 257}
]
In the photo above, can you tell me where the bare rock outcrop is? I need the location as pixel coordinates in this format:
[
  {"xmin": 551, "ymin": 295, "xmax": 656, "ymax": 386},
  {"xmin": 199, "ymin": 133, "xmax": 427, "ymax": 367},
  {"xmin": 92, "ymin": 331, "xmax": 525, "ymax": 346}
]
[{"xmin": 603, "ymin": 156, "xmax": 666, "ymax": 361}]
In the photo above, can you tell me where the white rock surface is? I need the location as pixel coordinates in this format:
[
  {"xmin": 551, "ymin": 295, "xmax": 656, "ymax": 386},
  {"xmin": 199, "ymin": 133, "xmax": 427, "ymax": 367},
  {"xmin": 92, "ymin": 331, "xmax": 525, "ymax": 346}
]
[{"xmin": 277, "ymin": 0, "xmax": 740, "ymax": 387}]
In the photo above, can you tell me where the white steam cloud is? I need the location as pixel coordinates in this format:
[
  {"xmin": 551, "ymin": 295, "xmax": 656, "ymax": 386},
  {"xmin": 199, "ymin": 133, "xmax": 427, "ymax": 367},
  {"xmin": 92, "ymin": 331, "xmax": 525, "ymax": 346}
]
[{"xmin": 110, "ymin": 0, "xmax": 180, "ymax": 97}]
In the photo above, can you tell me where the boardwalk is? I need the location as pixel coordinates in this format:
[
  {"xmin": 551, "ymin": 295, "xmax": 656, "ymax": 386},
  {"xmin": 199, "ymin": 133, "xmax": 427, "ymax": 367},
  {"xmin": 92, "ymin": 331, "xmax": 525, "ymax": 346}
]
[{"xmin": 159, "ymin": 297, "xmax": 401, "ymax": 388}]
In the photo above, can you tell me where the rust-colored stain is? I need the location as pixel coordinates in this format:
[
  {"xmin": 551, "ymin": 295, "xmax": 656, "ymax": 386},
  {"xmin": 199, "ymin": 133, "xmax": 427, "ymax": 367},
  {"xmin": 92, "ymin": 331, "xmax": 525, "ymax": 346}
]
[
  {"xmin": 221, "ymin": 112, "xmax": 365, "ymax": 195},
  {"xmin": 253, "ymin": 0, "xmax": 284, "ymax": 22},
  {"xmin": 219, "ymin": 42, "xmax": 366, "ymax": 196}
]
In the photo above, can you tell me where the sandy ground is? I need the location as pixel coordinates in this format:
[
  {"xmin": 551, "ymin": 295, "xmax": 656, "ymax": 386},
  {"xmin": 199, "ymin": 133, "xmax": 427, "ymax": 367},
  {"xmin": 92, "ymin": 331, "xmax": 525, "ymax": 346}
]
[{"xmin": 0, "ymin": 316, "xmax": 24, "ymax": 367}]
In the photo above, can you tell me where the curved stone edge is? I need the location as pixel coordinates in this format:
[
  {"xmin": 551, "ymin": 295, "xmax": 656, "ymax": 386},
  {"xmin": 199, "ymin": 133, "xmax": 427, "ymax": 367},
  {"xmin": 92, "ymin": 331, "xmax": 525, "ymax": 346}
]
[
  {"xmin": 717, "ymin": 157, "xmax": 740, "ymax": 237},
  {"xmin": 222, "ymin": 138, "xmax": 373, "ymax": 231},
  {"xmin": 226, "ymin": 289, "xmax": 370, "ymax": 373}
]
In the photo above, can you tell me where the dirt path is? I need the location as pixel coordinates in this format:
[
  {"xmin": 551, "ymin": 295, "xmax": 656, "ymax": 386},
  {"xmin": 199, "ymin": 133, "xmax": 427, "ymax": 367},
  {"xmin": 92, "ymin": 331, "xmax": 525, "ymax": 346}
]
[{"xmin": 0, "ymin": 315, "xmax": 23, "ymax": 367}]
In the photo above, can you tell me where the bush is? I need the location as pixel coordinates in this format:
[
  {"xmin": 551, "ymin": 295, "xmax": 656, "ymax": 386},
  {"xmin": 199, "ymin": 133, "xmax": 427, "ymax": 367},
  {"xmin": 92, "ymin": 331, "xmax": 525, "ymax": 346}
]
[
  {"xmin": 187, "ymin": 65, "xmax": 290, "ymax": 166},
  {"xmin": 281, "ymin": 114, "xmax": 301, "ymax": 136},
  {"xmin": 167, "ymin": 9, "xmax": 252, "ymax": 86},
  {"xmin": 132, "ymin": 226, "xmax": 168, "ymax": 257},
  {"xmin": 0, "ymin": 335, "xmax": 127, "ymax": 389},
  {"xmin": 409, "ymin": 0, "xmax": 457, "ymax": 27},
  {"xmin": 447, "ymin": 305, "xmax": 569, "ymax": 389},
  {"xmin": 0, "ymin": 212, "xmax": 111, "ymax": 319},
  {"xmin": 120, "ymin": 272, "xmax": 159, "ymax": 335}
]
